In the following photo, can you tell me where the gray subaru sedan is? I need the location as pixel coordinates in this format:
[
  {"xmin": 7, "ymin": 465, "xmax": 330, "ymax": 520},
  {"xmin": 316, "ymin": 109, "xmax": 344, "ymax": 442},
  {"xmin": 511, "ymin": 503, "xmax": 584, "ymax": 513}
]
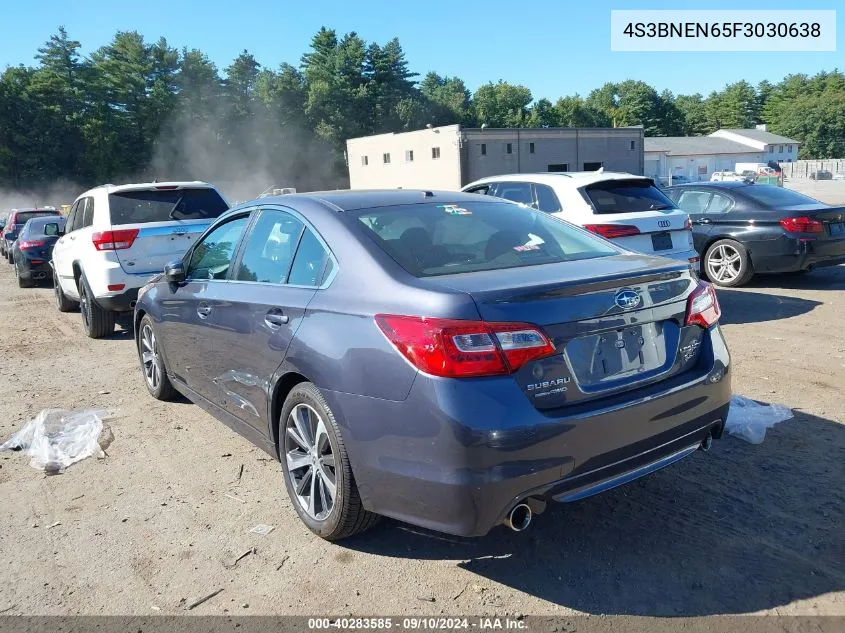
[{"xmin": 134, "ymin": 190, "xmax": 731, "ymax": 540}]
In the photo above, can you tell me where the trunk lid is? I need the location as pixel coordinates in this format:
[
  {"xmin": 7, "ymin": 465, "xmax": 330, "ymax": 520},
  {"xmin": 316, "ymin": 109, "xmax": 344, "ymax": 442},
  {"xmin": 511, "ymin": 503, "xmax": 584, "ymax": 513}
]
[{"xmin": 427, "ymin": 255, "xmax": 703, "ymax": 409}]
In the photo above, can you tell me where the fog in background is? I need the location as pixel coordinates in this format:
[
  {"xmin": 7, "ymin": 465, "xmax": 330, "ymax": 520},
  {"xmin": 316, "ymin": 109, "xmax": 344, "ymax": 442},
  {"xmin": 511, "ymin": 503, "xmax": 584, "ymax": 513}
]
[
  {"xmin": 0, "ymin": 180, "xmax": 85, "ymax": 217},
  {"xmin": 2, "ymin": 105, "xmax": 348, "ymax": 213},
  {"xmin": 145, "ymin": 101, "xmax": 347, "ymax": 204}
]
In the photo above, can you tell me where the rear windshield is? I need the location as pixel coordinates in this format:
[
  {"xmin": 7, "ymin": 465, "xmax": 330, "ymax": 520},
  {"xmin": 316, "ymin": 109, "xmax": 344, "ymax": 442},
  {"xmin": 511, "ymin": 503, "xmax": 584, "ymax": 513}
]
[
  {"xmin": 108, "ymin": 188, "xmax": 229, "ymax": 225},
  {"xmin": 740, "ymin": 185, "xmax": 820, "ymax": 208},
  {"xmin": 24, "ymin": 217, "xmax": 65, "ymax": 236},
  {"xmin": 351, "ymin": 200, "xmax": 618, "ymax": 278},
  {"xmin": 583, "ymin": 179, "xmax": 675, "ymax": 214},
  {"xmin": 14, "ymin": 211, "xmax": 60, "ymax": 226}
]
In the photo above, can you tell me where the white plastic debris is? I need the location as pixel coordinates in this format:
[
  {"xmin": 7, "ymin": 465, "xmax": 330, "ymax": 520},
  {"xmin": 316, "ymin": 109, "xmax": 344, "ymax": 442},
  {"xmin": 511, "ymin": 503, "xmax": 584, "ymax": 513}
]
[
  {"xmin": 725, "ymin": 395, "xmax": 793, "ymax": 444},
  {"xmin": 250, "ymin": 524, "xmax": 275, "ymax": 535},
  {"xmin": 0, "ymin": 408, "xmax": 117, "ymax": 472}
]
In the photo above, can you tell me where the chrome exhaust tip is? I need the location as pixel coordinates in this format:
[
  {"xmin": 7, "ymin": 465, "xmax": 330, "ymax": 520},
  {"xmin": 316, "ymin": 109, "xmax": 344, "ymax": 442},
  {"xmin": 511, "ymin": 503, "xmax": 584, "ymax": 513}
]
[
  {"xmin": 503, "ymin": 503, "xmax": 532, "ymax": 532},
  {"xmin": 700, "ymin": 433, "xmax": 713, "ymax": 452},
  {"xmin": 129, "ymin": 301, "xmax": 137, "ymax": 309}
]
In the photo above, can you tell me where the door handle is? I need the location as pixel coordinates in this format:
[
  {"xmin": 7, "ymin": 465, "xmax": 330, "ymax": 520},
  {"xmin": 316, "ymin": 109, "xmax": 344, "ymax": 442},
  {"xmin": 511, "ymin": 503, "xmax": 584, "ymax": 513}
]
[
  {"xmin": 265, "ymin": 310, "xmax": 289, "ymax": 328},
  {"xmin": 197, "ymin": 302, "xmax": 212, "ymax": 319},
  {"xmin": 696, "ymin": 218, "xmax": 712, "ymax": 225}
]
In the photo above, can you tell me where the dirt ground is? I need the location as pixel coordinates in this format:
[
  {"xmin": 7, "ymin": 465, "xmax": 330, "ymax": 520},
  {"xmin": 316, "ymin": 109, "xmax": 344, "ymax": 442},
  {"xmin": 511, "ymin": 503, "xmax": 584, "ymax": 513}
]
[{"xmin": 0, "ymin": 259, "xmax": 842, "ymax": 618}]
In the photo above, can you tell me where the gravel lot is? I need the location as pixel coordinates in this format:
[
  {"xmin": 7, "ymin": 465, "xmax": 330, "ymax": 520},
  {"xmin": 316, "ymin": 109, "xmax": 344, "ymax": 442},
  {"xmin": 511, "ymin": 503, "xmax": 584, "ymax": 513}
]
[{"xmin": 0, "ymin": 257, "xmax": 842, "ymax": 617}]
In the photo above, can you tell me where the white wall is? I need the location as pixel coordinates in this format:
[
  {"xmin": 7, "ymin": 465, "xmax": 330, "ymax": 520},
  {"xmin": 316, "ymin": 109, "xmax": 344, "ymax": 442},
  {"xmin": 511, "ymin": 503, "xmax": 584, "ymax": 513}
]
[{"xmin": 346, "ymin": 124, "xmax": 463, "ymax": 190}]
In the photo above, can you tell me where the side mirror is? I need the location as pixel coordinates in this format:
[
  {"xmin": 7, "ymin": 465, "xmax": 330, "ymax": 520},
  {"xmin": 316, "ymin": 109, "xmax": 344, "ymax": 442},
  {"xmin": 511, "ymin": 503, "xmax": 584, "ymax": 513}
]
[{"xmin": 164, "ymin": 260, "xmax": 186, "ymax": 283}]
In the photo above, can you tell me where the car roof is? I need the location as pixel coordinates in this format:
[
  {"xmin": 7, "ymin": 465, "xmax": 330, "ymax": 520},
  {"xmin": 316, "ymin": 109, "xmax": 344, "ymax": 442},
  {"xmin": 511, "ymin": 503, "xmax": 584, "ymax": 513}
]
[
  {"xmin": 666, "ymin": 181, "xmax": 755, "ymax": 190},
  {"xmin": 25, "ymin": 215, "xmax": 65, "ymax": 226},
  {"xmin": 465, "ymin": 171, "xmax": 651, "ymax": 188},
  {"xmin": 80, "ymin": 181, "xmax": 216, "ymax": 196},
  {"xmin": 230, "ymin": 189, "xmax": 498, "ymax": 213}
]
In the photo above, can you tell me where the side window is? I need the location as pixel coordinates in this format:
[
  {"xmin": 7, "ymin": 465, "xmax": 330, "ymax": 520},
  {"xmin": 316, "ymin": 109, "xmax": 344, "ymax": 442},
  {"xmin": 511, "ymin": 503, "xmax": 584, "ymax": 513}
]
[
  {"xmin": 288, "ymin": 228, "xmax": 332, "ymax": 287},
  {"xmin": 706, "ymin": 192, "xmax": 733, "ymax": 214},
  {"xmin": 494, "ymin": 182, "xmax": 533, "ymax": 206},
  {"xmin": 186, "ymin": 216, "xmax": 249, "ymax": 280},
  {"xmin": 81, "ymin": 198, "xmax": 95, "ymax": 228},
  {"xmin": 676, "ymin": 190, "xmax": 712, "ymax": 214},
  {"xmin": 533, "ymin": 184, "xmax": 562, "ymax": 213},
  {"xmin": 67, "ymin": 201, "xmax": 83, "ymax": 233},
  {"xmin": 235, "ymin": 209, "xmax": 304, "ymax": 284},
  {"xmin": 464, "ymin": 185, "xmax": 490, "ymax": 195}
]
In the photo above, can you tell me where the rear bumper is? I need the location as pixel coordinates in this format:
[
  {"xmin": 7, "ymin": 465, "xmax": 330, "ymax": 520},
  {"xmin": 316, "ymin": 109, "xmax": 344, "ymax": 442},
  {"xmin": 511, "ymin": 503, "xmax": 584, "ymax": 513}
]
[
  {"xmin": 96, "ymin": 287, "xmax": 139, "ymax": 312},
  {"xmin": 750, "ymin": 235, "xmax": 845, "ymax": 272},
  {"xmin": 17, "ymin": 258, "xmax": 52, "ymax": 279},
  {"xmin": 323, "ymin": 325, "xmax": 731, "ymax": 537}
]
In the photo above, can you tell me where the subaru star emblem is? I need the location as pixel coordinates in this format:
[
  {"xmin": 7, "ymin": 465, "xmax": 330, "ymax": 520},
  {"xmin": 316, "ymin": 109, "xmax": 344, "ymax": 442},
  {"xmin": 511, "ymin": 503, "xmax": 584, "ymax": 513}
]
[{"xmin": 614, "ymin": 289, "xmax": 642, "ymax": 310}]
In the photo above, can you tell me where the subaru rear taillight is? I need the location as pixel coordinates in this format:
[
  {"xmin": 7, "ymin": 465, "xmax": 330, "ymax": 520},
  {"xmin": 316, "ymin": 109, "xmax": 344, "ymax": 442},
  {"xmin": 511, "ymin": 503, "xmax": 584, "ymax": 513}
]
[
  {"xmin": 583, "ymin": 224, "xmax": 641, "ymax": 239},
  {"xmin": 684, "ymin": 217, "xmax": 692, "ymax": 230},
  {"xmin": 685, "ymin": 281, "xmax": 721, "ymax": 329},
  {"xmin": 779, "ymin": 217, "xmax": 824, "ymax": 234},
  {"xmin": 374, "ymin": 315, "xmax": 556, "ymax": 378},
  {"xmin": 18, "ymin": 240, "xmax": 45, "ymax": 250},
  {"xmin": 92, "ymin": 229, "xmax": 139, "ymax": 251}
]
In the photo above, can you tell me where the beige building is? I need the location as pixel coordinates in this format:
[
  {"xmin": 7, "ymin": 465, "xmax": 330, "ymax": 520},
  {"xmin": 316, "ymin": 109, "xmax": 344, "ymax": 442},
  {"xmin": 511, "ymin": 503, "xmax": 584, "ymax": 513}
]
[{"xmin": 346, "ymin": 124, "xmax": 645, "ymax": 190}]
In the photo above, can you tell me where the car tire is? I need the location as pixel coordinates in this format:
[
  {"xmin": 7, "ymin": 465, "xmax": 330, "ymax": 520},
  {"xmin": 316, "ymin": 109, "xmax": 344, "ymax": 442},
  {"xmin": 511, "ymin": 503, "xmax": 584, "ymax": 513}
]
[
  {"xmin": 6, "ymin": 251, "xmax": 13, "ymax": 264},
  {"xmin": 137, "ymin": 315, "xmax": 176, "ymax": 401},
  {"xmin": 279, "ymin": 382, "xmax": 380, "ymax": 541},
  {"xmin": 704, "ymin": 239, "xmax": 753, "ymax": 288},
  {"xmin": 78, "ymin": 274, "xmax": 115, "ymax": 338},
  {"xmin": 14, "ymin": 261, "xmax": 33, "ymax": 288},
  {"xmin": 53, "ymin": 269, "xmax": 78, "ymax": 312}
]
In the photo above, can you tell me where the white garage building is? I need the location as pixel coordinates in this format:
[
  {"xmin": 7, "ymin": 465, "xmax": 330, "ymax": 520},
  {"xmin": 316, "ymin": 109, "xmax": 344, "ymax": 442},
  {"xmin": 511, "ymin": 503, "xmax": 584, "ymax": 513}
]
[{"xmin": 645, "ymin": 127, "xmax": 800, "ymax": 183}]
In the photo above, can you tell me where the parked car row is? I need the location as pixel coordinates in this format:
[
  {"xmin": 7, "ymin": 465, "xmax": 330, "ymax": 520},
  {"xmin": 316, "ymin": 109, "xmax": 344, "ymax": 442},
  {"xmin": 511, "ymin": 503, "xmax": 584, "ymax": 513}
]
[
  {"xmin": 5, "ymin": 178, "xmax": 732, "ymax": 542},
  {"xmin": 458, "ymin": 172, "xmax": 845, "ymax": 288}
]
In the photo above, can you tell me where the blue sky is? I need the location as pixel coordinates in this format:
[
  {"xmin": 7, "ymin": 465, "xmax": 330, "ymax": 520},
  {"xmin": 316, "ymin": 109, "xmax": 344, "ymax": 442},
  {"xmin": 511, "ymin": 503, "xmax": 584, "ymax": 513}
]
[{"xmin": 1, "ymin": 0, "xmax": 842, "ymax": 100}]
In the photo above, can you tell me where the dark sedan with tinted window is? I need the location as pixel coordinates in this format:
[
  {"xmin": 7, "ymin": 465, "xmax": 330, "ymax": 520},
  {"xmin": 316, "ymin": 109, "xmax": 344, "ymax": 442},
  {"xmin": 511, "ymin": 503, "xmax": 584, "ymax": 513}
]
[
  {"xmin": 665, "ymin": 182, "xmax": 845, "ymax": 287},
  {"xmin": 12, "ymin": 216, "xmax": 66, "ymax": 287},
  {"xmin": 134, "ymin": 190, "xmax": 731, "ymax": 540}
]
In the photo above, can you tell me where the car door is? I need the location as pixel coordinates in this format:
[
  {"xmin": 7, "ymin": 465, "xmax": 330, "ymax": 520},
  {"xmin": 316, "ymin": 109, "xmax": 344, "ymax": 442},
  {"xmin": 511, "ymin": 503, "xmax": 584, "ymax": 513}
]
[
  {"xmin": 671, "ymin": 189, "xmax": 717, "ymax": 253},
  {"xmin": 209, "ymin": 206, "xmax": 335, "ymax": 433},
  {"xmin": 154, "ymin": 213, "xmax": 252, "ymax": 400},
  {"xmin": 52, "ymin": 200, "xmax": 84, "ymax": 294}
]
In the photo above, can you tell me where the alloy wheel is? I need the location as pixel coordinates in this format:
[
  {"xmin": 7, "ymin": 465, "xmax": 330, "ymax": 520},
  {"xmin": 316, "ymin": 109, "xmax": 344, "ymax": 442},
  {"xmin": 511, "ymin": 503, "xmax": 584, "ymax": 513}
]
[
  {"xmin": 284, "ymin": 403, "xmax": 337, "ymax": 521},
  {"xmin": 79, "ymin": 283, "xmax": 90, "ymax": 329},
  {"xmin": 707, "ymin": 244, "xmax": 742, "ymax": 283},
  {"xmin": 140, "ymin": 324, "xmax": 161, "ymax": 390}
]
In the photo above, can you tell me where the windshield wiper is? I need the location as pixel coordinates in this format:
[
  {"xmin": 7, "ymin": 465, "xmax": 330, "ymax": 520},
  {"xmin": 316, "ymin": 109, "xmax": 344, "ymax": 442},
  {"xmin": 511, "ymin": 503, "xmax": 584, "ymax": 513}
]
[{"xmin": 168, "ymin": 195, "xmax": 185, "ymax": 220}]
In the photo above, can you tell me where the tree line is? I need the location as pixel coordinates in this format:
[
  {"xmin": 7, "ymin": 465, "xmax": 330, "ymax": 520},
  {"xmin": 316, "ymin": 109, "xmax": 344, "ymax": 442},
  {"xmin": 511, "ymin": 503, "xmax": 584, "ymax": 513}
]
[{"xmin": 1, "ymin": 26, "xmax": 843, "ymax": 194}]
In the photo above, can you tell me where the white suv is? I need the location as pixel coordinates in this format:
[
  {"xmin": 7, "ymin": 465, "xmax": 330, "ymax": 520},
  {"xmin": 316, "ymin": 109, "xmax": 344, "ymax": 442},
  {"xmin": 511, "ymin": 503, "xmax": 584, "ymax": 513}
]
[
  {"xmin": 51, "ymin": 182, "xmax": 230, "ymax": 338},
  {"xmin": 462, "ymin": 172, "xmax": 698, "ymax": 266}
]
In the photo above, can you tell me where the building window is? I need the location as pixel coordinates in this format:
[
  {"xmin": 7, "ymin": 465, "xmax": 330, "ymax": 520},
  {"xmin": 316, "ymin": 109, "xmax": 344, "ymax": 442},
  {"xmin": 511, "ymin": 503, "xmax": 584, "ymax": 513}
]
[
  {"xmin": 480, "ymin": 143, "xmax": 487, "ymax": 156},
  {"xmin": 779, "ymin": 145, "xmax": 784, "ymax": 153},
  {"xmin": 383, "ymin": 153, "xmax": 390, "ymax": 164},
  {"xmin": 529, "ymin": 142, "xmax": 535, "ymax": 154},
  {"xmin": 698, "ymin": 165, "xmax": 708, "ymax": 175},
  {"xmin": 405, "ymin": 150, "xmax": 414, "ymax": 162},
  {"xmin": 583, "ymin": 161, "xmax": 603, "ymax": 171},
  {"xmin": 361, "ymin": 156, "xmax": 368, "ymax": 166},
  {"xmin": 788, "ymin": 145, "xmax": 792, "ymax": 152},
  {"xmin": 630, "ymin": 140, "xmax": 636, "ymax": 150},
  {"xmin": 506, "ymin": 143, "xmax": 513, "ymax": 154},
  {"xmin": 431, "ymin": 147, "xmax": 440, "ymax": 159},
  {"xmin": 548, "ymin": 163, "xmax": 568, "ymax": 172}
]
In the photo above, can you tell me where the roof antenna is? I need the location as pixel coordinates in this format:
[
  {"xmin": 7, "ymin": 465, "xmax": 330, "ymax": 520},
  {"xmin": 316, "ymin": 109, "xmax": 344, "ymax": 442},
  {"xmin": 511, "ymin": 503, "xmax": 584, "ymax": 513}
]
[{"xmin": 423, "ymin": 191, "xmax": 434, "ymax": 197}]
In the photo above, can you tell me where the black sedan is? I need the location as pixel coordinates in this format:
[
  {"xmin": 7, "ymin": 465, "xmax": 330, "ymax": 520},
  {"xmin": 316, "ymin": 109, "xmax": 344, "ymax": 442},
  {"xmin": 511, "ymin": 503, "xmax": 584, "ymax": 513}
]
[
  {"xmin": 664, "ymin": 182, "xmax": 845, "ymax": 287},
  {"xmin": 12, "ymin": 216, "xmax": 65, "ymax": 288}
]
